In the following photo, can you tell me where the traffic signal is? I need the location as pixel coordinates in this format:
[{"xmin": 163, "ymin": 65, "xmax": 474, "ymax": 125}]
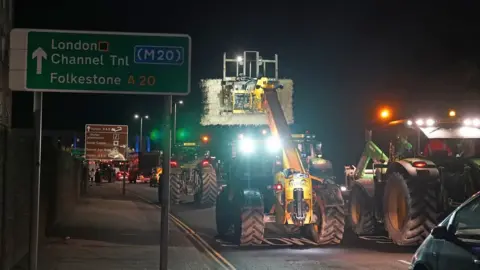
[
  {"xmin": 177, "ymin": 128, "xmax": 189, "ymax": 141},
  {"xmin": 150, "ymin": 129, "xmax": 161, "ymax": 142},
  {"xmin": 449, "ymin": 110, "xmax": 456, "ymax": 117},
  {"xmin": 201, "ymin": 135, "xmax": 210, "ymax": 143}
]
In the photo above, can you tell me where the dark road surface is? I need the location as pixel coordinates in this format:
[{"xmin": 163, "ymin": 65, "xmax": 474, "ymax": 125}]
[{"xmin": 127, "ymin": 183, "xmax": 415, "ymax": 270}]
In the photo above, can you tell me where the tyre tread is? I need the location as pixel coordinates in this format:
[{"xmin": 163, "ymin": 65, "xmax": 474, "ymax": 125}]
[
  {"xmin": 238, "ymin": 206, "xmax": 265, "ymax": 245},
  {"xmin": 384, "ymin": 172, "xmax": 438, "ymax": 246}
]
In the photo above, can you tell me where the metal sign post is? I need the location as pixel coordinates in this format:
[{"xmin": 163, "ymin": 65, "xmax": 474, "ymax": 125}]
[
  {"xmin": 9, "ymin": 28, "xmax": 190, "ymax": 270},
  {"xmin": 160, "ymin": 95, "xmax": 172, "ymax": 270},
  {"xmin": 29, "ymin": 91, "xmax": 43, "ymax": 270},
  {"xmin": 122, "ymin": 165, "xmax": 127, "ymax": 195}
]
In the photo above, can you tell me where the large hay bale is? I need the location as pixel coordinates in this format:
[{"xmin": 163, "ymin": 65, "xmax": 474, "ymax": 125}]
[{"xmin": 200, "ymin": 79, "xmax": 294, "ymax": 126}]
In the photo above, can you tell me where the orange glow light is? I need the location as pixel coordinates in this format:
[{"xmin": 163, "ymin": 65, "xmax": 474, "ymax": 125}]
[{"xmin": 379, "ymin": 108, "xmax": 391, "ymax": 119}]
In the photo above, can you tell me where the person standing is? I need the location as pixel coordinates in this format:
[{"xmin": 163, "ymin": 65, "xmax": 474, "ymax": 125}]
[
  {"xmin": 95, "ymin": 169, "xmax": 101, "ymax": 186},
  {"xmin": 424, "ymin": 139, "xmax": 452, "ymax": 157}
]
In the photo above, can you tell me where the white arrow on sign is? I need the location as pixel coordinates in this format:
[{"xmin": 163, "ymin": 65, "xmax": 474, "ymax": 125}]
[{"xmin": 32, "ymin": 47, "xmax": 47, "ymax": 75}]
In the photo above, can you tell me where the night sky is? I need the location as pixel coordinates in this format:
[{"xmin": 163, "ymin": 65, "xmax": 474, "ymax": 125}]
[{"xmin": 11, "ymin": 0, "xmax": 480, "ymax": 171}]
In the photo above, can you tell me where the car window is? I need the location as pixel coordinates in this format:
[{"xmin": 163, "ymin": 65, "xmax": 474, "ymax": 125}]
[{"xmin": 452, "ymin": 195, "xmax": 480, "ymax": 242}]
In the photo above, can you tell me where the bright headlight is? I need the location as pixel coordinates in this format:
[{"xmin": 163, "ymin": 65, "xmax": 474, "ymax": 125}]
[
  {"xmin": 266, "ymin": 136, "xmax": 281, "ymax": 152},
  {"xmin": 464, "ymin": 118, "xmax": 480, "ymax": 126},
  {"xmin": 239, "ymin": 138, "xmax": 254, "ymax": 153},
  {"xmin": 426, "ymin": 118, "xmax": 435, "ymax": 126}
]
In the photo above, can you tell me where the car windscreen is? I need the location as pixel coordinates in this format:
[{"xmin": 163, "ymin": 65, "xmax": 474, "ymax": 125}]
[{"xmin": 452, "ymin": 194, "xmax": 480, "ymax": 242}]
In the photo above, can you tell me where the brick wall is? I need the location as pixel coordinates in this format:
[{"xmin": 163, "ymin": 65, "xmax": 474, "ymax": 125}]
[{"xmin": 0, "ymin": 129, "xmax": 86, "ymax": 269}]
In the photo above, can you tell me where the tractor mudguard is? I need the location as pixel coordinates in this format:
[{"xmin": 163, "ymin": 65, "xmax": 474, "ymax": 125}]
[
  {"xmin": 316, "ymin": 183, "xmax": 344, "ymax": 207},
  {"xmin": 171, "ymin": 167, "xmax": 183, "ymax": 175},
  {"xmin": 390, "ymin": 159, "xmax": 439, "ymax": 180},
  {"xmin": 198, "ymin": 164, "xmax": 215, "ymax": 174},
  {"xmin": 240, "ymin": 188, "xmax": 264, "ymax": 208},
  {"xmin": 353, "ymin": 178, "xmax": 375, "ymax": 198},
  {"xmin": 224, "ymin": 184, "xmax": 264, "ymax": 208}
]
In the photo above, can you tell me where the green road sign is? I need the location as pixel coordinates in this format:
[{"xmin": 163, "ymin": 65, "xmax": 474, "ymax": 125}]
[{"xmin": 10, "ymin": 29, "xmax": 191, "ymax": 95}]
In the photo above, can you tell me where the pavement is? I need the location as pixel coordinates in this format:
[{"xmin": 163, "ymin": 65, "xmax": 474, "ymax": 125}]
[
  {"xmin": 36, "ymin": 182, "xmax": 222, "ymax": 270},
  {"xmin": 127, "ymin": 183, "xmax": 417, "ymax": 270}
]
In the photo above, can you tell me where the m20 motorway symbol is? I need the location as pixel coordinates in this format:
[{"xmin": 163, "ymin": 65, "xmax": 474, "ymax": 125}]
[{"xmin": 134, "ymin": 46, "xmax": 184, "ymax": 65}]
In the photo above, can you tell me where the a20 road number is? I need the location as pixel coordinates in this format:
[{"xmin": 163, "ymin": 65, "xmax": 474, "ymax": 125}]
[{"xmin": 128, "ymin": 75, "xmax": 156, "ymax": 86}]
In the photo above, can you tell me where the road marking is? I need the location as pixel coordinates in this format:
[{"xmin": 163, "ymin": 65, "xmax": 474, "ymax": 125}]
[
  {"xmin": 216, "ymin": 237, "xmax": 320, "ymax": 247},
  {"xmin": 359, "ymin": 236, "xmax": 390, "ymax": 240},
  {"xmin": 359, "ymin": 235, "xmax": 393, "ymax": 244},
  {"xmin": 169, "ymin": 214, "xmax": 236, "ymax": 270},
  {"xmin": 129, "ymin": 191, "xmax": 236, "ymax": 270},
  {"xmin": 398, "ymin": 260, "xmax": 411, "ymax": 266}
]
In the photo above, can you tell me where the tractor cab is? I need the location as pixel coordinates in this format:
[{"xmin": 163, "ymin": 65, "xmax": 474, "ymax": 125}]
[
  {"xmin": 406, "ymin": 117, "xmax": 480, "ymax": 158},
  {"xmin": 172, "ymin": 142, "xmax": 200, "ymax": 165},
  {"xmin": 375, "ymin": 117, "xmax": 480, "ymax": 162},
  {"xmin": 291, "ymin": 132, "xmax": 333, "ymax": 179},
  {"xmin": 228, "ymin": 132, "xmax": 283, "ymax": 185},
  {"xmin": 172, "ymin": 141, "xmax": 214, "ymax": 168}
]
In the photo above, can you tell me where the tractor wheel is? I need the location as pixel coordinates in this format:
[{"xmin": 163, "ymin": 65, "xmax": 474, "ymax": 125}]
[
  {"xmin": 215, "ymin": 187, "xmax": 232, "ymax": 237},
  {"xmin": 349, "ymin": 184, "xmax": 376, "ymax": 235},
  {"xmin": 232, "ymin": 193, "xmax": 265, "ymax": 245},
  {"xmin": 302, "ymin": 194, "xmax": 345, "ymax": 245},
  {"xmin": 194, "ymin": 165, "xmax": 218, "ymax": 206},
  {"xmin": 383, "ymin": 172, "xmax": 438, "ymax": 246},
  {"xmin": 170, "ymin": 172, "xmax": 182, "ymax": 204}
]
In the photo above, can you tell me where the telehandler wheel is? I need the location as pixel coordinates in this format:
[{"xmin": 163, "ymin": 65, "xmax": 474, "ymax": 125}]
[
  {"xmin": 349, "ymin": 184, "xmax": 375, "ymax": 235},
  {"xmin": 194, "ymin": 165, "xmax": 218, "ymax": 206},
  {"xmin": 232, "ymin": 192, "xmax": 265, "ymax": 246},
  {"xmin": 302, "ymin": 196, "xmax": 345, "ymax": 245},
  {"xmin": 170, "ymin": 172, "xmax": 182, "ymax": 204},
  {"xmin": 383, "ymin": 172, "xmax": 438, "ymax": 246}
]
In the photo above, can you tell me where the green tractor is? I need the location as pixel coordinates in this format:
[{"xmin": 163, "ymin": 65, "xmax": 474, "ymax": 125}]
[
  {"xmin": 169, "ymin": 141, "xmax": 219, "ymax": 205},
  {"xmin": 344, "ymin": 113, "xmax": 480, "ymax": 246}
]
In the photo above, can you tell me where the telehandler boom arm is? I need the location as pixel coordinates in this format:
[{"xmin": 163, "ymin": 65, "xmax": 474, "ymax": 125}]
[{"xmin": 257, "ymin": 78, "xmax": 306, "ymax": 173}]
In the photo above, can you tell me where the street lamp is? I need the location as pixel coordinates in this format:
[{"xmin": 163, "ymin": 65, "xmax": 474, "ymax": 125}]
[
  {"xmin": 236, "ymin": 56, "xmax": 244, "ymax": 76},
  {"xmin": 134, "ymin": 114, "xmax": 149, "ymax": 152},
  {"xmin": 173, "ymin": 100, "xmax": 183, "ymax": 145}
]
